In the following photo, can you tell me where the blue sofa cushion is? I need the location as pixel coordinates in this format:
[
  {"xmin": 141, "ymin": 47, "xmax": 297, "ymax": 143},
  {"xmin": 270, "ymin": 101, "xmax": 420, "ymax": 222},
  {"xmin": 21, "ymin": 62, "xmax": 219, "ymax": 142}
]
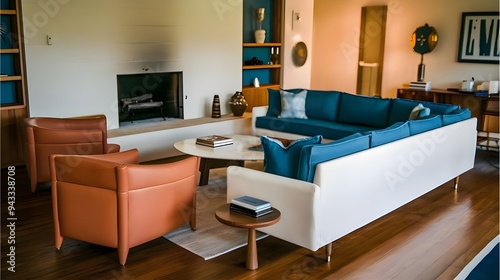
[
  {"xmin": 366, "ymin": 122, "xmax": 410, "ymax": 147},
  {"xmin": 255, "ymin": 116, "xmax": 374, "ymax": 139},
  {"xmin": 338, "ymin": 93, "xmax": 392, "ymax": 128},
  {"xmin": 297, "ymin": 133, "xmax": 371, "ymax": 182},
  {"xmin": 408, "ymin": 115, "xmax": 443, "ymax": 135},
  {"xmin": 388, "ymin": 98, "xmax": 421, "ymax": 124},
  {"xmin": 418, "ymin": 100, "xmax": 461, "ymax": 115},
  {"xmin": 261, "ymin": 135, "xmax": 323, "ymax": 179},
  {"xmin": 267, "ymin": 88, "xmax": 304, "ymax": 117},
  {"xmin": 442, "ymin": 108, "xmax": 471, "ymax": 125},
  {"xmin": 388, "ymin": 98, "xmax": 458, "ymax": 124},
  {"xmin": 279, "ymin": 90, "xmax": 308, "ymax": 119},
  {"xmin": 304, "ymin": 90, "xmax": 342, "ymax": 122}
]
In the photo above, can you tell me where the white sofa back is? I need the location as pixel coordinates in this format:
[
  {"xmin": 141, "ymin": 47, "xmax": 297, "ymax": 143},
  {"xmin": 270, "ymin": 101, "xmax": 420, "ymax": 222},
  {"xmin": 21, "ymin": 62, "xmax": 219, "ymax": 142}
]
[{"xmin": 228, "ymin": 118, "xmax": 477, "ymax": 252}]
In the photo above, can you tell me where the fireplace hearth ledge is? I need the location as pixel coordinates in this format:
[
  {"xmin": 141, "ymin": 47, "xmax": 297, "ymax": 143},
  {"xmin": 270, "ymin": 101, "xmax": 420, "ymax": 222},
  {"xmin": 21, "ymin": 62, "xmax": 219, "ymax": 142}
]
[{"xmin": 108, "ymin": 113, "xmax": 251, "ymax": 138}]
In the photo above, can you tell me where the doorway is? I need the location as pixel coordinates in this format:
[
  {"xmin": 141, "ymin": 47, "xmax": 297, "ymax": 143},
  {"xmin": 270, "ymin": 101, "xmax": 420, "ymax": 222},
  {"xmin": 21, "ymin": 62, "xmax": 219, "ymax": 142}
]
[{"xmin": 356, "ymin": 6, "xmax": 387, "ymax": 97}]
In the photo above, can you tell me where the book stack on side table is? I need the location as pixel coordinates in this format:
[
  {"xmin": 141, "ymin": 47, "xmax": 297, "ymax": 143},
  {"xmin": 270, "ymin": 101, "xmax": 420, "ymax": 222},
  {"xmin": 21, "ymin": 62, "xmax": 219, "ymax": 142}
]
[
  {"xmin": 196, "ymin": 135, "xmax": 233, "ymax": 148},
  {"xmin": 409, "ymin": 81, "xmax": 431, "ymax": 91},
  {"xmin": 230, "ymin": 196, "xmax": 273, "ymax": 217}
]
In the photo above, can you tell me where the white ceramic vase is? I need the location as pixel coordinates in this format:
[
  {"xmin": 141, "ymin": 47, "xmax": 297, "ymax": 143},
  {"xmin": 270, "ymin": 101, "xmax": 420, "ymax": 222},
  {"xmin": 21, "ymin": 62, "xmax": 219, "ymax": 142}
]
[
  {"xmin": 254, "ymin": 29, "xmax": 266, "ymax": 43},
  {"xmin": 253, "ymin": 77, "xmax": 260, "ymax": 87}
]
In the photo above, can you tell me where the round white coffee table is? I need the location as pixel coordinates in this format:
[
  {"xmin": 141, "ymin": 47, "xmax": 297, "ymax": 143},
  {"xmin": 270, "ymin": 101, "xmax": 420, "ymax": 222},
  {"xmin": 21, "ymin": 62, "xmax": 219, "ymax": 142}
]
[{"xmin": 174, "ymin": 135, "xmax": 263, "ymax": 185}]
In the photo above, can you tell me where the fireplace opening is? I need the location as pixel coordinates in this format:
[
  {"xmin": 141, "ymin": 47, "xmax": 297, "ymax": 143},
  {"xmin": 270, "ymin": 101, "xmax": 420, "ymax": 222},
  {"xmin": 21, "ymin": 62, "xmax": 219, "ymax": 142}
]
[{"xmin": 117, "ymin": 72, "xmax": 183, "ymax": 126}]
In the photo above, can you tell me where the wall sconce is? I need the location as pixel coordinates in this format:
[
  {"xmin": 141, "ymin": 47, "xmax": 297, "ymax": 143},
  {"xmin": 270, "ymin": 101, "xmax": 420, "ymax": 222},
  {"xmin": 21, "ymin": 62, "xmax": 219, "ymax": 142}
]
[
  {"xmin": 295, "ymin": 12, "xmax": 302, "ymax": 21},
  {"xmin": 292, "ymin": 10, "xmax": 302, "ymax": 30}
]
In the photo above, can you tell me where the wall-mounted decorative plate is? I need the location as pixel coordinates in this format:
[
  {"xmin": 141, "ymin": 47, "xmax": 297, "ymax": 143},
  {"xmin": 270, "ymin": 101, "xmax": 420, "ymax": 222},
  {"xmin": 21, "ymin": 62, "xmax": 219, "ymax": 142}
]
[{"xmin": 292, "ymin": 41, "xmax": 308, "ymax": 67}]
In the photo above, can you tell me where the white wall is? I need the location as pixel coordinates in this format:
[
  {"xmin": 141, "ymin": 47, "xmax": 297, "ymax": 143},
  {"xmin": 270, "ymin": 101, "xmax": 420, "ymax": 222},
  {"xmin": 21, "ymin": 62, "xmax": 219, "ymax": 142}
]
[
  {"xmin": 312, "ymin": 0, "xmax": 500, "ymax": 98},
  {"xmin": 110, "ymin": 118, "xmax": 252, "ymax": 162},
  {"xmin": 22, "ymin": 0, "xmax": 243, "ymax": 129},
  {"xmin": 282, "ymin": 0, "xmax": 314, "ymax": 89}
]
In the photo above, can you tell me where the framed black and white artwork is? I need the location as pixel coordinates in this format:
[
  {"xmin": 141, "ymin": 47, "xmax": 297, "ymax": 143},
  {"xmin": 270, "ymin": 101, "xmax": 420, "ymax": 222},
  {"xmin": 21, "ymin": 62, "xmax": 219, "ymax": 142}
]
[{"xmin": 458, "ymin": 12, "xmax": 499, "ymax": 64}]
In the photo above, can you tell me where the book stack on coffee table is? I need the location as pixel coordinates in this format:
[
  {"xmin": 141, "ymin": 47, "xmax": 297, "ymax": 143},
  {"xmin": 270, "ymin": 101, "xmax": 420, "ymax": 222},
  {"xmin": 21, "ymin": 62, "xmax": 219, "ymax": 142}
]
[
  {"xmin": 195, "ymin": 135, "xmax": 233, "ymax": 148},
  {"xmin": 230, "ymin": 196, "xmax": 273, "ymax": 217}
]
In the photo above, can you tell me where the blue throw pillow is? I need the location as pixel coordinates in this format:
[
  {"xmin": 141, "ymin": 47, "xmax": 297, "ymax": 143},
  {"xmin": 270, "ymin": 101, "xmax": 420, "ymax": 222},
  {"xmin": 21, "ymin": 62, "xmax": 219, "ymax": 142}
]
[
  {"xmin": 261, "ymin": 135, "xmax": 322, "ymax": 179},
  {"xmin": 296, "ymin": 133, "xmax": 371, "ymax": 182},
  {"xmin": 279, "ymin": 90, "xmax": 308, "ymax": 119}
]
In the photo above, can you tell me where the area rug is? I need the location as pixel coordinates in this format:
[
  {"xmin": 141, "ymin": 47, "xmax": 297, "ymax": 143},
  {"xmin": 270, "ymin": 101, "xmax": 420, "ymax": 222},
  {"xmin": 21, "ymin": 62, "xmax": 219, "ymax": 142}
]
[
  {"xmin": 163, "ymin": 165, "xmax": 267, "ymax": 260},
  {"xmin": 454, "ymin": 235, "xmax": 499, "ymax": 280}
]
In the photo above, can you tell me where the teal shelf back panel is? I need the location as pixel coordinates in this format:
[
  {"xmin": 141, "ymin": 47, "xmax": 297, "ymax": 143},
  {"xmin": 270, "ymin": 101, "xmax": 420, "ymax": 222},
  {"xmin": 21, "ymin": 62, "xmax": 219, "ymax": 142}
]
[
  {"xmin": 243, "ymin": 69, "xmax": 271, "ymax": 86},
  {"xmin": 243, "ymin": 47, "xmax": 272, "ymax": 65},
  {"xmin": 1, "ymin": 15, "xmax": 13, "ymax": 48},
  {"xmin": 0, "ymin": 0, "xmax": 10, "ymax": 10},
  {"xmin": 0, "ymin": 81, "xmax": 16, "ymax": 105},
  {"xmin": 1, "ymin": 53, "xmax": 14, "ymax": 75}
]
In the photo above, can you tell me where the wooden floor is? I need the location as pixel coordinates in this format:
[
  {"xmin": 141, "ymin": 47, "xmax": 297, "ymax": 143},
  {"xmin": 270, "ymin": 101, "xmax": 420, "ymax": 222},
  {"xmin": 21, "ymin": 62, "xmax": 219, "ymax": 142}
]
[{"xmin": 1, "ymin": 149, "xmax": 498, "ymax": 280}]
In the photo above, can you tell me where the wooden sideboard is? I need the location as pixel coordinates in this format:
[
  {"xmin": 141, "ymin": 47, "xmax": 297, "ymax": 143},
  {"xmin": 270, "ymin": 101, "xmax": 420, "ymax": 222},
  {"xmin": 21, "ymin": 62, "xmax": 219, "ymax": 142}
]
[{"xmin": 397, "ymin": 88, "xmax": 499, "ymax": 132}]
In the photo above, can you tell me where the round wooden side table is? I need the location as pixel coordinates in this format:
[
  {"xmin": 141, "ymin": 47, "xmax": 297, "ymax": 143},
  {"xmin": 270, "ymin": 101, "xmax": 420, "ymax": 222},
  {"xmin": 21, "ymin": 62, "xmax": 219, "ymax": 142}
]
[{"xmin": 214, "ymin": 204, "xmax": 281, "ymax": 270}]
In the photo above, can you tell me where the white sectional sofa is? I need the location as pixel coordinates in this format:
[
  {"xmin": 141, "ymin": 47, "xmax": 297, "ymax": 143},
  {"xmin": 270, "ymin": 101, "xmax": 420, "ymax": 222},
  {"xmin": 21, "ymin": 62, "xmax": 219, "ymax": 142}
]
[{"xmin": 227, "ymin": 102, "xmax": 477, "ymax": 261}]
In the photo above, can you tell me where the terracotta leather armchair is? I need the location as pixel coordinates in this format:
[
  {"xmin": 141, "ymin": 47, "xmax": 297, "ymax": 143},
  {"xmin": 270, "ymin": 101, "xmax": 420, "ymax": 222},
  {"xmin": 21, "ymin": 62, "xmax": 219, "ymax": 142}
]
[
  {"xmin": 49, "ymin": 149, "xmax": 200, "ymax": 265},
  {"xmin": 24, "ymin": 114, "xmax": 120, "ymax": 192}
]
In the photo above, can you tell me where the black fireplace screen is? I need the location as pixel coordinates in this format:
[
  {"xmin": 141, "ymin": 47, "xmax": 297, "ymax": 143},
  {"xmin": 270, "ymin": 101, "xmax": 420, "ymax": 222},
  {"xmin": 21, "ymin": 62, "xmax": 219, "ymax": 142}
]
[{"xmin": 117, "ymin": 72, "xmax": 183, "ymax": 123}]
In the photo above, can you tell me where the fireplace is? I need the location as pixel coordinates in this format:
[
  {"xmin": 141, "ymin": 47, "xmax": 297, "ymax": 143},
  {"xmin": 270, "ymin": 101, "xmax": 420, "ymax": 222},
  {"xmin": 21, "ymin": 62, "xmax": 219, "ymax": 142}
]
[{"xmin": 117, "ymin": 72, "xmax": 183, "ymax": 126}]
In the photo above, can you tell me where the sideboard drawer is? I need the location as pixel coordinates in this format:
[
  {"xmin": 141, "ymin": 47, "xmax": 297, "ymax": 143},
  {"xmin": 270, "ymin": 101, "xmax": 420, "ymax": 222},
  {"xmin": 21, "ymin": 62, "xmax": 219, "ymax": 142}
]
[{"xmin": 397, "ymin": 88, "xmax": 434, "ymax": 102}]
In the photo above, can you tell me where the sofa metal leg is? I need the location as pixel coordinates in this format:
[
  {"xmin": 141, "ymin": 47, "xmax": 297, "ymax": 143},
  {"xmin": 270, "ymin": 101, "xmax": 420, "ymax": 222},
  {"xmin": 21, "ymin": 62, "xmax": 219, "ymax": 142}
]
[
  {"xmin": 454, "ymin": 176, "xmax": 460, "ymax": 189},
  {"xmin": 325, "ymin": 243, "xmax": 332, "ymax": 262}
]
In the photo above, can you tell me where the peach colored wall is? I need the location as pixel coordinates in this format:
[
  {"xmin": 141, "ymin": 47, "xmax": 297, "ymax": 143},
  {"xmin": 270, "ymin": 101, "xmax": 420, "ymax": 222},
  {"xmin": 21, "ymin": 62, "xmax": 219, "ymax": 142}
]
[{"xmin": 311, "ymin": 0, "xmax": 499, "ymax": 98}]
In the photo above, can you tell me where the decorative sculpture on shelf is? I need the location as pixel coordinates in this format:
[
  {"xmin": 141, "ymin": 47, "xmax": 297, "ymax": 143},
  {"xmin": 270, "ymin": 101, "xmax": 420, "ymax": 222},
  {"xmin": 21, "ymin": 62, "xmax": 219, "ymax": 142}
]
[
  {"xmin": 255, "ymin": 8, "xmax": 266, "ymax": 43},
  {"xmin": 410, "ymin": 23, "xmax": 438, "ymax": 82},
  {"xmin": 229, "ymin": 91, "xmax": 248, "ymax": 116},
  {"xmin": 211, "ymin": 95, "xmax": 221, "ymax": 118}
]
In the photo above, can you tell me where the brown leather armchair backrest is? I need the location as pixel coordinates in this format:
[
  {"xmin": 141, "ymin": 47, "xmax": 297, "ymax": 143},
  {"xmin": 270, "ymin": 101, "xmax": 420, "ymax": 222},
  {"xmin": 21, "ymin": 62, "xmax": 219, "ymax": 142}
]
[
  {"xmin": 50, "ymin": 149, "xmax": 200, "ymax": 265},
  {"xmin": 24, "ymin": 115, "xmax": 119, "ymax": 192}
]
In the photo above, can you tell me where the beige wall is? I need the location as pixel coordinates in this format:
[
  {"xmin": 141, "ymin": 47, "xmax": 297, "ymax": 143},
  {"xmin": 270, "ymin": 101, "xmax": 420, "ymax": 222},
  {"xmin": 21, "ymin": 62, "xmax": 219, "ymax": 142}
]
[{"xmin": 312, "ymin": 0, "xmax": 500, "ymax": 98}]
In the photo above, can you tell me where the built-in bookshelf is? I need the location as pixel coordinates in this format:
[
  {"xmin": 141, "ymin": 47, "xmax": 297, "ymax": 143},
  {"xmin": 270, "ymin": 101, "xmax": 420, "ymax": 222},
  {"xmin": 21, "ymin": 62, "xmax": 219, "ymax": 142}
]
[
  {"xmin": 242, "ymin": 0, "xmax": 283, "ymax": 112},
  {"xmin": 1, "ymin": 0, "xmax": 28, "ymax": 167},
  {"xmin": 1, "ymin": 0, "xmax": 26, "ymax": 108}
]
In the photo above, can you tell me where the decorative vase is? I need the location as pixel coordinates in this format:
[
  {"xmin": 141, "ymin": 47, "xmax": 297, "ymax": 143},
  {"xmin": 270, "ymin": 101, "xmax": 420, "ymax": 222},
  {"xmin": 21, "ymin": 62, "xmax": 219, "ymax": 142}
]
[
  {"xmin": 254, "ymin": 29, "xmax": 266, "ymax": 43},
  {"xmin": 253, "ymin": 77, "xmax": 260, "ymax": 87},
  {"xmin": 211, "ymin": 95, "xmax": 221, "ymax": 118},
  {"xmin": 229, "ymin": 91, "xmax": 248, "ymax": 117}
]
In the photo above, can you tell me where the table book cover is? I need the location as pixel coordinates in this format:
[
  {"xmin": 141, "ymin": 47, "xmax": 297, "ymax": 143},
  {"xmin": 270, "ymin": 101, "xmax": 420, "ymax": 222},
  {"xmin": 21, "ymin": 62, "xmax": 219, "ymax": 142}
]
[
  {"xmin": 231, "ymin": 196, "xmax": 271, "ymax": 211},
  {"xmin": 196, "ymin": 135, "xmax": 233, "ymax": 147}
]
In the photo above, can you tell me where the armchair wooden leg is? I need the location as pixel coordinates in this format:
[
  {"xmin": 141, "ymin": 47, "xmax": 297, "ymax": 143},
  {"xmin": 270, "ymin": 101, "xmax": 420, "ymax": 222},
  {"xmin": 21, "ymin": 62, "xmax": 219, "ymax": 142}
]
[
  {"xmin": 190, "ymin": 212, "xmax": 196, "ymax": 231},
  {"xmin": 55, "ymin": 236, "xmax": 63, "ymax": 250},
  {"xmin": 325, "ymin": 243, "xmax": 333, "ymax": 262},
  {"xmin": 454, "ymin": 176, "xmax": 460, "ymax": 189},
  {"xmin": 118, "ymin": 247, "xmax": 129, "ymax": 266},
  {"xmin": 191, "ymin": 191, "xmax": 196, "ymax": 230},
  {"xmin": 30, "ymin": 180, "xmax": 37, "ymax": 193}
]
